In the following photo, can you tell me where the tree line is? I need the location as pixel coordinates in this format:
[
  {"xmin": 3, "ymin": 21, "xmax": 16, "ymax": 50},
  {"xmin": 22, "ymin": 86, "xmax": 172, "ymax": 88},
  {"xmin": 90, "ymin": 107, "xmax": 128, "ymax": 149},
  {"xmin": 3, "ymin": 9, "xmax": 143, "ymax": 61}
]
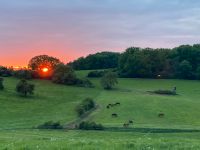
[
  {"xmin": 1, "ymin": 44, "xmax": 200, "ymax": 80},
  {"xmin": 70, "ymin": 44, "xmax": 200, "ymax": 80},
  {"xmin": 68, "ymin": 52, "xmax": 120, "ymax": 70},
  {"xmin": 0, "ymin": 54, "xmax": 118, "ymax": 91}
]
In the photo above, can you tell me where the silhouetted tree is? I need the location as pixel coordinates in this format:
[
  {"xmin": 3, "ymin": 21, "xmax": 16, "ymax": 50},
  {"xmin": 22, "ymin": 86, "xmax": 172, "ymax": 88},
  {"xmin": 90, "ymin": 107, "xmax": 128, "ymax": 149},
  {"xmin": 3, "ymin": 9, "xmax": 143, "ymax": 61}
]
[
  {"xmin": 28, "ymin": 55, "xmax": 61, "ymax": 70},
  {"xmin": 0, "ymin": 66, "xmax": 12, "ymax": 77},
  {"xmin": 28, "ymin": 55, "xmax": 61, "ymax": 78}
]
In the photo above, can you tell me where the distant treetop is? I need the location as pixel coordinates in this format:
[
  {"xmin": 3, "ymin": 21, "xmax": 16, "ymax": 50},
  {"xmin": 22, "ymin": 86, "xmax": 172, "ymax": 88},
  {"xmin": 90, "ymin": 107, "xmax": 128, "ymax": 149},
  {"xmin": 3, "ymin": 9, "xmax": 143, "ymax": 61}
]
[
  {"xmin": 68, "ymin": 51, "xmax": 120, "ymax": 70},
  {"xmin": 28, "ymin": 55, "xmax": 61, "ymax": 78}
]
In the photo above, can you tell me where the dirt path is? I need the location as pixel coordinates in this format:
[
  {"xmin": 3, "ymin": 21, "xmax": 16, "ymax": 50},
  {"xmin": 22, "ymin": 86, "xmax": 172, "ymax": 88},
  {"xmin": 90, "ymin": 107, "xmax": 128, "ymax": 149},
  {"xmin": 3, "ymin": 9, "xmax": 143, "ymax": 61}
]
[{"xmin": 64, "ymin": 105, "xmax": 100, "ymax": 129}]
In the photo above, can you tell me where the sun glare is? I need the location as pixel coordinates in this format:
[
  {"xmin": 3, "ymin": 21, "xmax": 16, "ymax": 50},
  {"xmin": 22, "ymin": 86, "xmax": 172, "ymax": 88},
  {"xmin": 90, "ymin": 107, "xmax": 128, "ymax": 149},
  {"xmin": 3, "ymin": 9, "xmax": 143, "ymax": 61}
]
[{"xmin": 42, "ymin": 67, "xmax": 49, "ymax": 73}]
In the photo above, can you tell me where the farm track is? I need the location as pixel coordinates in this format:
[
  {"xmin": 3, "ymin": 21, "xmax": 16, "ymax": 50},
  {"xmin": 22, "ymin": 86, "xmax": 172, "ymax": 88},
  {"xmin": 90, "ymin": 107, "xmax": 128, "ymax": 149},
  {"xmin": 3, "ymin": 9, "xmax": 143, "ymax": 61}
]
[{"xmin": 64, "ymin": 105, "xmax": 100, "ymax": 129}]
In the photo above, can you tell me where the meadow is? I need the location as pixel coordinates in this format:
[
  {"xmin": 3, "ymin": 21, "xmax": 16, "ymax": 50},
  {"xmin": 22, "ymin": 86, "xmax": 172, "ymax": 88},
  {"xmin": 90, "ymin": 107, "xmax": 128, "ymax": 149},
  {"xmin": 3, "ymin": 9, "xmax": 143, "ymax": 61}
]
[{"xmin": 0, "ymin": 70, "xmax": 200, "ymax": 149}]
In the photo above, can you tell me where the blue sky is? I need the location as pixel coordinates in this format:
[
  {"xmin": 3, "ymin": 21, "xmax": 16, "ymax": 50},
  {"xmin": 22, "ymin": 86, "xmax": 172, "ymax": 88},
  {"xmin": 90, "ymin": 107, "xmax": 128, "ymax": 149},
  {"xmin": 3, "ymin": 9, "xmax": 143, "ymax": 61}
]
[{"xmin": 0, "ymin": 0, "xmax": 200, "ymax": 65}]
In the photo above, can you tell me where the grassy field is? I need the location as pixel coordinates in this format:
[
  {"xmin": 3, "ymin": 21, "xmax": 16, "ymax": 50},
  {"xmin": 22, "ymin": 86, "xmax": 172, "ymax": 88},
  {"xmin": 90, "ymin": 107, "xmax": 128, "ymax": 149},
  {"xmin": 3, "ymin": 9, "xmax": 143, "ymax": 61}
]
[
  {"xmin": 1, "ymin": 130, "xmax": 200, "ymax": 150},
  {"xmin": 0, "ymin": 71, "xmax": 200, "ymax": 149}
]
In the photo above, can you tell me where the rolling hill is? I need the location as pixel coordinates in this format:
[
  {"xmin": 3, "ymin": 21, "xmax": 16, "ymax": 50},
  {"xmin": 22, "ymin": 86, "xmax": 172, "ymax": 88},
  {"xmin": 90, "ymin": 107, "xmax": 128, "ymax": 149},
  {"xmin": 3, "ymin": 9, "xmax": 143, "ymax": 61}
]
[{"xmin": 0, "ymin": 71, "xmax": 200, "ymax": 149}]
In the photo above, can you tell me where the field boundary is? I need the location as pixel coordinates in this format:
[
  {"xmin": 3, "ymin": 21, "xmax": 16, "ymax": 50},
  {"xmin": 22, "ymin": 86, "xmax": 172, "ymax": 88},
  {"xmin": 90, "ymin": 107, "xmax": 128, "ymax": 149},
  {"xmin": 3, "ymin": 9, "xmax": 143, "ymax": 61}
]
[{"xmin": 104, "ymin": 127, "xmax": 200, "ymax": 133}]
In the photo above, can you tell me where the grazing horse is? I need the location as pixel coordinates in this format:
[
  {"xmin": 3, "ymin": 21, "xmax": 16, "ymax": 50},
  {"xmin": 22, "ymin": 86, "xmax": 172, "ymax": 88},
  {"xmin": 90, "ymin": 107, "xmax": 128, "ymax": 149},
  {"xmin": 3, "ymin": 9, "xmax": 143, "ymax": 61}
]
[
  {"xmin": 129, "ymin": 120, "xmax": 133, "ymax": 124},
  {"xmin": 107, "ymin": 102, "xmax": 121, "ymax": 108},
  {"xmin": 115, "ymin": 102, "xmax": 120, "ymax": 105},
  {"xmin": 108, "ymin": 104, "xmax": 114, "ymax": 107},
  {"xmin": 112, "ymin": 113, "xmax": 118, "ymax": 117},
  {"xmin": 158, "ymin": 113, "xmax": 165, "ymax": 118},
  {"xmin": 123, "ymin": 123, "xmax": 129, "ymax": 128}
]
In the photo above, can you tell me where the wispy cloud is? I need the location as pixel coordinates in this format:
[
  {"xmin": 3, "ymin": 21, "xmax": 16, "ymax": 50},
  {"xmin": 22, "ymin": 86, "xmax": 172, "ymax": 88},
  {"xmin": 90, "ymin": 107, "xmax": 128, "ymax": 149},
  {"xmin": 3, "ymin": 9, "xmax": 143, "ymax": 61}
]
[{"xmin": 0, "ymin": 0, "xmax": 200, "ymax": 65}]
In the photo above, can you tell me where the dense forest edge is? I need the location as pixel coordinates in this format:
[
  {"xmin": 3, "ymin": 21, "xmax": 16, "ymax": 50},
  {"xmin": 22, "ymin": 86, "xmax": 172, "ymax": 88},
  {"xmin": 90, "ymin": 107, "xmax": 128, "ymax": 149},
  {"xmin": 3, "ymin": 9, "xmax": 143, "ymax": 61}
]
[{"xmin": 69, "ymin": 44, "xmax": 200, "ymax": 80}]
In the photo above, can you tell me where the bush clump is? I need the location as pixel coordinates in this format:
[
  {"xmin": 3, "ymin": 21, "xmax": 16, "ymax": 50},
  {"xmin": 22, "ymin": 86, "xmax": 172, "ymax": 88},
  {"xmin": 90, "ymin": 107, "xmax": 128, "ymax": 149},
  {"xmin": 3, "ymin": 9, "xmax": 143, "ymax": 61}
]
[
  {"xmin": 75, "ymin": 98, "xmax": 95, "ymax": 116},
  {"xmin": 13, "ymin": 69, "xmax": 33, "ymax": 79},
  {"xmin": 101, "ymin": 71, "xmax": 118, "ymax": 90},
  {"xmin": 153, "ymin": 90, "xmax": 177, "ymax": 95},
  {"xmin": 78, "ymin": 121, "xmax": 104, "ymax": 130},
  {"xmin": 87, "ymin": 70, "xmax": 106, "ymax": 78},
  {"xmin": 76, "ymin": 78, "xmax": 94, "ymax": 88},
  {"xmin": 0, "ymin": 66, "xmax": 12, "ymax": 77},
  {"xmin": 0, "ymin": 78, "xmax": 4, "ymax": 90},
  {"xmin": 16, "ymin": 79, "xmax": 35, "ymax": 97},
  {"xmin": 52, "ymin": 64, "xmax": 94, "ymax": 88},
  {"xmin": 37, "ymin": 121, "xmax": 63, "ymax": 129},
  {"xmin": 52, "ymin": 64, "xmax": 78, "ymax": 85}
]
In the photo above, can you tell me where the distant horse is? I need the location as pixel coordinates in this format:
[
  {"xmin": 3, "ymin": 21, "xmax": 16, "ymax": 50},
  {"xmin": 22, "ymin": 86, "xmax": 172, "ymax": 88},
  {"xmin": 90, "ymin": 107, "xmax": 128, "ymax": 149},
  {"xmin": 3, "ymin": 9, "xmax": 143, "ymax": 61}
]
[
  {"xmin": 112, "ymin": 113, "xmax": 118, "ymax": 117},
  {"xmin": 158, "ymin": 113, "xmax": 165, "ymax": 118},
  {"xmin": 123, "ymin": 123, "xmax": 129, "ymax": 128},
  {"xmin": 108, "ymin": 104, "xmax": 114, "ymax": 107},
  {"xmin": 129, "ymin": 120, "xmax": 133, "ymax": 124}
]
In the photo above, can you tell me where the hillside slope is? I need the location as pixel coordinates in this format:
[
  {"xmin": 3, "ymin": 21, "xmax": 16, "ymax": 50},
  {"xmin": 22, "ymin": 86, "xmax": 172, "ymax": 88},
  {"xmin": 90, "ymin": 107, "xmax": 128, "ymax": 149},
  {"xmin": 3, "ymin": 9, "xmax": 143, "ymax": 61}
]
[{"xmin": 1, "ymin": 75, "xmax": 200, "ymax": 130}]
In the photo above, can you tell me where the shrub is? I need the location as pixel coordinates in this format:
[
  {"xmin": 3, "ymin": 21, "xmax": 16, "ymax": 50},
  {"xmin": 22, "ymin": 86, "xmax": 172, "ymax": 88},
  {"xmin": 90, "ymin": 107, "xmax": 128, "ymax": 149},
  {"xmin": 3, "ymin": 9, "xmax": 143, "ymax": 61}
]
[
  {"xmin": 13, "ymin": 69, "xmax": 33, "ymax": 79},
  {"xmin": 37, "ymin": 121, "xmax": 63, "ymax": 129},
  {"xmin": 153, "ymin": 90, "xmax": 177, "ymax": 95},
  {"xmin": 75, "ymin": 98, "xmax": 95, "ymax": 116},
  {"xmin": 76, "ymin": 78, "xmax": 94, "ymax": 88},
  {"xmin": 83, "ymin": 98, "xmax": 95, "ymax": 110},
  {"xmin": 78, "ymin": 121, "xmax": 104, "ymax": 130},
  {"xmin": 75, "ymin": 105, "xmax": 85, "ymax": 116},
  {"xmin": 0, "ymin": 78, "xmax": 4, "ymax": 90},
  {"xmin": 52, "ymin": 64, "xmax": 78, "ymax": 85},
  {"xmin": 52, "ymin": 64, "xmax": 94, "ymax": 88},
  {"xmin": 101, "ymin": 71, "xmax": 118, "ymax": 90},
  {"xmin": 87, "ymin": 70, "xmax": 106, "ymax": 78},
  {"xmin": 16, "ymin": 79, "xmax": 35, "ymax": 97},
  {"xmin": 0, "ymin": 66, "xmax": 12, "ymax": 77}
]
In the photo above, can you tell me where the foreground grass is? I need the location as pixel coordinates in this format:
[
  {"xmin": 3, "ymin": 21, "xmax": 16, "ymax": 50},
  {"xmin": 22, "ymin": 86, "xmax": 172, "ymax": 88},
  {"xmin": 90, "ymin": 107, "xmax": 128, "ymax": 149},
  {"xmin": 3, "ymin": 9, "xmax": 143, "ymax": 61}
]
[{"xmin": 0, "ymin": 130, "xmax": 200, "ymax": 150}]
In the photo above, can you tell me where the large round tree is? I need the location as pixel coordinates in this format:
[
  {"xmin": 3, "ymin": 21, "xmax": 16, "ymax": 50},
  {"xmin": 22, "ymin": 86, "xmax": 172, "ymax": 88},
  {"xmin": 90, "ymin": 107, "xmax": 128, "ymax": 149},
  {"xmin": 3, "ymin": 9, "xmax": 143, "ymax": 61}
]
[{"xmin": 28, "ymin": 55, "xmax": 61, "ymax": 78}]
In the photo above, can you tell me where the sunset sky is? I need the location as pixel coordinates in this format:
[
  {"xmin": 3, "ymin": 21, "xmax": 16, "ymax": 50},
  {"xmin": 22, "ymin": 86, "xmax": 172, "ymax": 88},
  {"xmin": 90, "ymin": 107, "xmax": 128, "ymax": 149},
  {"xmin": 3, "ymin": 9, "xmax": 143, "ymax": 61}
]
[{"xmin": 0, "ymin": 0, "xmax": 200, "ymax": 66}]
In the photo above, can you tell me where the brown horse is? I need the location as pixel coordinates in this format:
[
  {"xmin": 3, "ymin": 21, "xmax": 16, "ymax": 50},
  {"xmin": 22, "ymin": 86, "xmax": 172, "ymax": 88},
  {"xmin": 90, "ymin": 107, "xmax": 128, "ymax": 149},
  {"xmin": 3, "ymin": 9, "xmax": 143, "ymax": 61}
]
[
  {"xmin": 112, "ymin": 113, "xmax": 118, "ymax": 117},
  {"xmin": 115, "ymin": 102, "xmax": 120, "ymax": 105},
  {"xmin": 129, "ymin": 120, "xmax": 133, "ymax": 124},
  {"xmin": 158, "ymin": 113, "xmax": 165, "ymax": 118},
  {"xmin": 123, "ymin": 123, "xmax": 129, "ymax": 128}
]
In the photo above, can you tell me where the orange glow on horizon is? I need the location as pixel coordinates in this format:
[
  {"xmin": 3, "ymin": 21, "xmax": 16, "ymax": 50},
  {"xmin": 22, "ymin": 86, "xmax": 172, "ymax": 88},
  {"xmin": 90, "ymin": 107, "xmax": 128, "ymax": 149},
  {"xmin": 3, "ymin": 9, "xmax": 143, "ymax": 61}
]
[{"xmin": 0, "ymin": 50, "xmax": 74, "ymax": 67}]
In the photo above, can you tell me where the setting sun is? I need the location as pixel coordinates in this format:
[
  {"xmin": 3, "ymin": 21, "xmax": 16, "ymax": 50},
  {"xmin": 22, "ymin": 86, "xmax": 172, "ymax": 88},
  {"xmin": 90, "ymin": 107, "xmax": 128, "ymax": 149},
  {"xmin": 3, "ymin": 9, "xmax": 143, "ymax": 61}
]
[{"xmin": 42, "ymin": 67, "xmax": 49, "ymax": 73}]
